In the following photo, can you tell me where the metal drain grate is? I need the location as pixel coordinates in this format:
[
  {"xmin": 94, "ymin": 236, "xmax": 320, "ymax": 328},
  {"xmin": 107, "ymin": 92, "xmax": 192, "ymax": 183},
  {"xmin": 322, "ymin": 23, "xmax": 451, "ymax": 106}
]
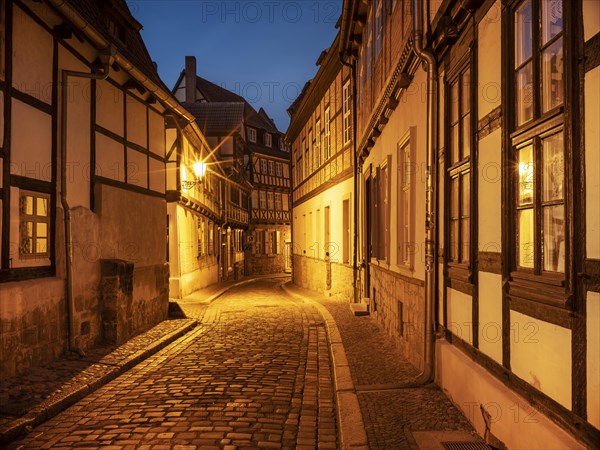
[{"xmin": 442, "ymin": 442, "xmax": 493, "ymax": 450}]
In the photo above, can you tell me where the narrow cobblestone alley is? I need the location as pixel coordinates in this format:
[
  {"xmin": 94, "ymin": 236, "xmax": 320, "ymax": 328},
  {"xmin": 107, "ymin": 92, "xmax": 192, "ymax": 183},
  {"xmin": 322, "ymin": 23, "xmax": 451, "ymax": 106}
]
[{"xmin": 7, "ymin": 278, "xmax": 337, "ymax": 450}]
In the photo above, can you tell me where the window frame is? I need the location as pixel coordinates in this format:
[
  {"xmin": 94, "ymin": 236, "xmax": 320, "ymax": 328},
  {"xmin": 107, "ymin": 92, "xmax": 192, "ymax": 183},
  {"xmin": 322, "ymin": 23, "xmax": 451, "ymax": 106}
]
[
  {"xmin": 343, "ymin": 81, "xmax": 352, "ymax": 145},
  {"xmin": 397, "ymin": 129, "xmax": 415, "ymax": 270},
  {"xmin": 324, "ymin": 106, "xmax": 331, "ymax": 160},
  {"xmin": 505, "ymin": 0, "xmax": 573, "ymax": 309},
  {"xmin": 18, "ymin": 190, "xmax": 51, "ymax": 259},
  {"xmin": 445, "ymin": 61, "xmax": 474, "ymax": 277},
  {"xmin": 265, "ymin": 133, "xmax": 272, "ymax": 147},
  {"xmin": 248, "ymin": 127, "xmax": 257, "ymax": 143}
]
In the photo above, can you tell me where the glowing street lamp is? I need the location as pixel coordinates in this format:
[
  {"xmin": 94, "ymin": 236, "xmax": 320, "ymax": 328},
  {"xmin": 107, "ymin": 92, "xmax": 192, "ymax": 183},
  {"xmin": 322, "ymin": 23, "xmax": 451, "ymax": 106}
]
[{"xmin": 194, "ymin": 161, "xmax": 207, "ymax": 179}]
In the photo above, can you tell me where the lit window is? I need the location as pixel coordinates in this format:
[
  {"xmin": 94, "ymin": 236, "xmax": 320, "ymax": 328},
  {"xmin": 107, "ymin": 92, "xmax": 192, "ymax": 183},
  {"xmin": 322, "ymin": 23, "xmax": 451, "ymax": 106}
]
[
  {"xmin": 324, "ymin": 107, "xmax": 331, "ymax": 160},
  {"xmin": 343, "ymin": 81, "xmax": 352, "ymax": 145},
  {"xmin": 19, "ymin": 191, "xmax": 50, "ymax": 257}
]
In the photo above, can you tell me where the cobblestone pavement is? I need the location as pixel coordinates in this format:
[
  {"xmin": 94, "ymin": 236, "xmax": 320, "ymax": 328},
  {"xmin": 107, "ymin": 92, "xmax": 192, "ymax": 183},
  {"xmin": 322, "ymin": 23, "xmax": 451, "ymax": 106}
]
[
  {"xmin": 7, "ymin": 277, "xmax": 337, "ymax": 450},
  {"xmin": 316, "ymin": 298, "xmax": 478, "ymax": 450}
]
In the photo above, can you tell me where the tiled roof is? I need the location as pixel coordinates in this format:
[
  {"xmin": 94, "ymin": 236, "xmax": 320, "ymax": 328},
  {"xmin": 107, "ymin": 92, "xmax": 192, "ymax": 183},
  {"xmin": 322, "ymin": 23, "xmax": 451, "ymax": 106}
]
[
  {"xmin": 196, "ymin": 77, "xmax": 245, "ymax": 103},
  {"xmin": 64, "ymin": 0, "xmax": 164, "ymax": 89},
  {"xmin": 183, "ymin": 102, "xmax": 245, "ymax": 135},
  {"xmin": 245, "ymin": 142, "xmax": 291, "ymax": 160}
]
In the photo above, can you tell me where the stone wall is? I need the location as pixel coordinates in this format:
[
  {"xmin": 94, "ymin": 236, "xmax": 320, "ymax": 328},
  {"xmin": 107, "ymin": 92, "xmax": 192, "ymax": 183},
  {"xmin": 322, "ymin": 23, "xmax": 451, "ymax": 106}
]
[
  {"xmin": 369, "ymin": 265, "xmax": 425, "ymax": 370},
  {"xmin": 0, "ymin": 278, "xmax": 66, "ymax": 381},
  {"xmin": 100, "ymin": 260, "xmax": 169, "ymax": 346},
  {"xmin": 292, "ymin": 254, "xmax": 354, "ymax": 301},
  {"xmin": 247, "ymin": 224, "xmax": 291, "ymax": 276}
]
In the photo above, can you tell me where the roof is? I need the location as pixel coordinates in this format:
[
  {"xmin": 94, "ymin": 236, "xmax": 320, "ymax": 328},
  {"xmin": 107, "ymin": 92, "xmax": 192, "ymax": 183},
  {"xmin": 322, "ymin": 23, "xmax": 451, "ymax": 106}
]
[
  {"xmin": 245, "ymin": 142, "xmax": 291, "ymax": 160},
  {"xmin": 64, "ymin": 0, "xmax": 164, "ymax": 88},
  {"xmin": 183, "ymin": 102, "xmax": 245, "ymax": 135},
  {"xmin": 196, "ymin": 76, "xmax": 246, "ymax": 103}
]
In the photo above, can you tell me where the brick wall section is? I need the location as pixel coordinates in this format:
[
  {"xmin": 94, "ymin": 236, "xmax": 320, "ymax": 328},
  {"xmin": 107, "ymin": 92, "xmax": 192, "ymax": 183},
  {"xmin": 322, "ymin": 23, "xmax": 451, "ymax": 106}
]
[{"xmin": 369, "ymin": 265, "xmax": 425, "ymax": 370}]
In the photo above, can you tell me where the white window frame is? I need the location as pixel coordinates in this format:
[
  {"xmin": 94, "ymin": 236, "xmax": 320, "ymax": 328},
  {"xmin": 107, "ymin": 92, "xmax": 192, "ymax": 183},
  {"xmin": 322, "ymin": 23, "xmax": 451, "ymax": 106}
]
[
  {"xmin": 343, "ymin": 81, "xmax": 351, "ymax": 145},
  {"xmin": 397, "ymin": 129, "xmax": 415, "ymax": 269},
  {"xmin": 265, "ymin": 133, "xmax": 272, "ymax": 147},
  {"xmin": 248, "ymin": 127, "xmax": 257, "ymax": 143}
]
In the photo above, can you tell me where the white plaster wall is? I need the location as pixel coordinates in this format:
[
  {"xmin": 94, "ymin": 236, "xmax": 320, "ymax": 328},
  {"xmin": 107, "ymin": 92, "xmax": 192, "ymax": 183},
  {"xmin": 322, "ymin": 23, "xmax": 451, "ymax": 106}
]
[
  {"xmin": 585, "ymin": 66, "xmax": 600, "ymax": 260},
  {"xmin": 436, "ymin": 340, "xmax": 585, "ymax": 450},
  {"xmin": 477, "ymin": 0, "xmax": 502, "ymax": 119},
  {"xmin": 148, "ymin": 109, "xmax": 165, "ymax": 157},
  {"xmin": 587, "ymin": 291, "xmax": 600, "ymax": 429},
  {"xmin": 446, "ymin": 287, "xmax": 473, "ymax": 344},
  {"xmin": 96, "ymin": 79, "xmax": 124, "ymax": 137},
  {"xmin": 126, "ymin": 95, "xmax": 147, "ymax": 147},
  {"xmin": 583, "ymin": 0, "xmax": 600, "ymax": 40},
  {"xmin": 510, "ymin": 310, "xmax": 572, "ymax": 409},
  {"xmin": 96, "ymin": 132, "xmax": 125, "ymax": 182},
  {"xmin": 60, "ymin": 46, "xmax": 91, "ymax": 209},
  {"xmin": 478, "ymin": 272, "xmax": 503, "ymax": 364},
  {"xmin": 12, "ymin": 4, "xmax": 53, "ymax": 104},
  {"xmin": 149, "ymin": 157, "xmax": 166, "ymax": 193},
  {"xmin": 127, "ymin": 147, "xmax": 148, "ymax": 189},
  {"xmin": 361, "ymin": 68, "xmax": 428, "ymax": 282},
  {"xmin": 10, "ymin": 99, "xmax": 52, "ymax": 181},
  {"xmin": 478, "ymin": 129, "xmax": 502, "ymax": 253},
  {"xmin": 292, "ymin": 176, "xmax": 354, "ymax": 262}
]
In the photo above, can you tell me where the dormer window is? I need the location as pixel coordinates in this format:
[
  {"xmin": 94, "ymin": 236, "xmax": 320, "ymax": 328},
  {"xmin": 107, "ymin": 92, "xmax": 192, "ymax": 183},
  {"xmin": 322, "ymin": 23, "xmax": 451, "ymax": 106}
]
[
  {"xmin": 248, "ymin": 127, "xmax": 257, "ymax": 143},
  {"xmin": 265, "ymin": 133, "xmax": 272, "ymax": 148},
  {"xmin": 106, "ymin": 17, "xmax": 127, "ymax": 43}
]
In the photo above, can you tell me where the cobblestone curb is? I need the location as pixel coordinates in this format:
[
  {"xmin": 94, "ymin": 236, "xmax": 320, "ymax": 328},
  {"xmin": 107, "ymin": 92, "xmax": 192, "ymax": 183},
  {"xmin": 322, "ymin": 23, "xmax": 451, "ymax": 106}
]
[
  {"xmin": 281, "ymin": 282, "xmax": 369, "ymax": 450},
  {"xmin": 0, "ymin": 318, "xmax": 197, "ymax": 446}
]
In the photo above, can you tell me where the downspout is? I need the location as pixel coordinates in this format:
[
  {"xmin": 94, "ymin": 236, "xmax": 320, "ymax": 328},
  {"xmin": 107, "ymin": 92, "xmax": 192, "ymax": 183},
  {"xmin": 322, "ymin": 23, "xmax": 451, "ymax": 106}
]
[
  {"xmin": 339, "ymin": 53, "xmax": 360, "ymax": 304},
  {"xmin": 61, "ymin": 49, "xmax": 113, "ymax": 357},
  {"xmin": 411, "ymin": 0, "xmax": 438, "ymax": 384}
]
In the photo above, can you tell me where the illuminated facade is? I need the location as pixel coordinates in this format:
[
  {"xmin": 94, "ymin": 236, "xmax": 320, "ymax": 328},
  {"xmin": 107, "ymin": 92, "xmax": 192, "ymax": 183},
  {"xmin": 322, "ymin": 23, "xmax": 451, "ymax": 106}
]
[
  {"xmin": 0, "ymin": 0, "xmax": 189, "ymax": 378},
  {"xmin": 287, "ymin": 34, "xmax": 355, "ymax": 300},
  {"xmin": 173, "ymin": 57, "xmax": 291, "ymax": 277},
  {"xmin": 334, "ymin": 0, "xmax": 599, "ymax": 447}
]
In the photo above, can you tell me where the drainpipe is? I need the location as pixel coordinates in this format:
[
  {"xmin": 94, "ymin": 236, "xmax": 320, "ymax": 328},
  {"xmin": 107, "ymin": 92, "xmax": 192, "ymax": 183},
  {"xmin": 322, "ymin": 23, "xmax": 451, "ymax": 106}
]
[
  {"xmin": 411, "ymin": 0, "xmax": 438, "ymax": 385},
  {"xmin": 61, "ymin": 48, "xmax": 113, "ymax": 357},
  {"xmin": 339, "ymin": 54, "xmax": 360, "ymax": 304}
]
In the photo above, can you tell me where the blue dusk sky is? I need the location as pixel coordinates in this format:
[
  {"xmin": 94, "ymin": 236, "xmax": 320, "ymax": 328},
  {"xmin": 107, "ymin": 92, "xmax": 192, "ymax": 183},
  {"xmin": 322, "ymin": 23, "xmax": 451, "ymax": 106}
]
[{"xmin": 130, "ymin": 0, "xmax": 342, "ymax": 132}]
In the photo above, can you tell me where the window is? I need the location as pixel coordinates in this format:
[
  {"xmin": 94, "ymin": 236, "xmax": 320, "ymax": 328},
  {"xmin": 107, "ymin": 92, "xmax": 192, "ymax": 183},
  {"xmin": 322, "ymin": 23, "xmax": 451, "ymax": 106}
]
[
  {"xmin": 259, "ymin": 190, "xmax": 267, "ymax": 210},
  {"xmin": 324, "ymin": 107, "xmax": 331, "ymax": 160},
  {"xmin": 283, "ymin": 194, "xmax": 289, "ymax": 211},
  {"xmin": 268, "ymin": 160, "xmax": 275, "ymax": 176},
  {"xmin": 197, "ymin": 217, "xmax": 205, "ymax": 257},
  {"xmin": 19, "ymin": 192, "xmax": 50, "ymax": 257},
  {"xmin": 308, "ymin": 129, "xmax": 313, "ymax": 174},
  {"xmin": 343, "ymin": 199, "xmax": 350, "ymax": 264},
  {"xmin": 398, "ymin": 130, "xmax": 415, "ymax": 268},
  {"xmin": 275, "ymin": 162, "xmax": 283, "ymax": 177},
  {"xmin": 271, "ymin": 231, "xmax": 280, "ymax": 255},
  {"xmin": 374, "ymin": 0, "xmax": 383, "ymax": 58},
  {"xmin": 265, "ymin": 133, "xmax": 272, "ymax": 147},
  {"xmin": 267, "ymin": 192, "xmax": 274, "ymax": 210},
  {"xmin": 261, "ymin": 159, "xmax": 268, "ymax": 174},
  {"xmin": 209, "ymin": 224, "xmax": 214, "ymax": 256},
  {"xmin": 274, "ymin": 192, "xmax": 282, "ymax": 211},
  {"xmin": 315, "ymin": 120, "xmax": 321, "ymax": 168},
  {"xmin": 248, "ymin": 127, "xmax": 257, "ymax": 143},
  {"xmin": 302, "ymin": 137, "xmax": 307, "ymax": 180},
  {"xmin": 372, "ymin": 159, "xmax": 390, "ymax": 262},
  {"xmin": 343, "ymin": 81, "xmax": 352, "ymax": 145},
  {"xmin": 511, "ymin": 0, "xmax": 566, "ymax": 277},
  {"xmin": 447, "ymin": 66, "xmax": 472, "ymax": 266}
]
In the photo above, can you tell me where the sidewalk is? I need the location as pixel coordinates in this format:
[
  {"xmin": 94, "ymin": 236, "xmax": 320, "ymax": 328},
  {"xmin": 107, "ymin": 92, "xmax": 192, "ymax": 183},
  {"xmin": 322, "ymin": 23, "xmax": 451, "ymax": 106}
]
[
  {"xmin": 0, "ymin": 274, "xmax": 289, "ymax": 446},
  {"xmin": 282, "ymin": 281, "xmax": 487, "ymax": 450}
]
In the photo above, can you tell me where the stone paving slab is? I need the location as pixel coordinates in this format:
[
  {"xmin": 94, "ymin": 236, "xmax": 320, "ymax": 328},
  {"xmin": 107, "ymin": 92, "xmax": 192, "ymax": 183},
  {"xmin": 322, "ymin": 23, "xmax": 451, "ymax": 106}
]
[
  {"xmin": 0, "ymin": 318, "xmax": 197, "ymax": 445},
  {"xmin": 282, "ymin": 282, "xmax": 484, "ymax": 450},
  {"xmin": 5, "ymin": 277, "xmax": 338, "ymax": 450}
]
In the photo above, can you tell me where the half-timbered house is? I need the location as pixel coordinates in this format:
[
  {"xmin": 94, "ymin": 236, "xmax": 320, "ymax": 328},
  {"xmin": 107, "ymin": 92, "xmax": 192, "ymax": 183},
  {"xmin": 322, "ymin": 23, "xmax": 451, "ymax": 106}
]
[
  {"xmin": 287, "ymin": 33, "xmax": 356, "ymax": 300},
  {"xmin": 0, "ymin": 0, "xmax": 191, "ymax": 379}
]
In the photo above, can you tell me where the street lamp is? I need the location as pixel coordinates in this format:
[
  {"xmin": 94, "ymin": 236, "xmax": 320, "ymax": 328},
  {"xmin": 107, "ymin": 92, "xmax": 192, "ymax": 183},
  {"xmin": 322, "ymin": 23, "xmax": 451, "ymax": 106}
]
[{"xmin": 181, "ymin": 161, "xmax": 208, "ymax": 190}]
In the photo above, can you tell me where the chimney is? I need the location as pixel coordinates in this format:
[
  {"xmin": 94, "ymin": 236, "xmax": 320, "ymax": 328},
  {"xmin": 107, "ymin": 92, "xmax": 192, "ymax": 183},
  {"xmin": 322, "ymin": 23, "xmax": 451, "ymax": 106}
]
[{"xmin": 185, "ymin": 56, "xmax": 196, "ymax": 103}]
